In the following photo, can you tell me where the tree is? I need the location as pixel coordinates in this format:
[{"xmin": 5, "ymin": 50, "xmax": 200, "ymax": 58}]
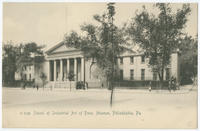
[
  {"xmin": 126, "ymin": 3, "xmax": 191, "ymax": 87},
  {"xmin": 2, "ymin": 42, "xmax": 18, "ymax": 84},
  {"xmin": 64, "ymin": 3, "xmax": 128, "ymax": 106},
  {"xmin": 178, "ymin": 35, "xmax": 197, "ymax": 85}
]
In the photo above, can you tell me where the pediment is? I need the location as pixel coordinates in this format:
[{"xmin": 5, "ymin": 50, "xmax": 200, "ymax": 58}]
[
  {"xmin": 52, "ymin": 43, "xmax": 75, "ymax": 53},
  {"xmin": 46, "ymin": 42, "xmax": 77, "ymax": 55}
]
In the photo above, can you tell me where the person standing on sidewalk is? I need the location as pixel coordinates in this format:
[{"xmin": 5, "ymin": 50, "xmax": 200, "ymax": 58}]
[{"xmin": 149, "ymin": 81, "xmax": 152, "ymax": 92}]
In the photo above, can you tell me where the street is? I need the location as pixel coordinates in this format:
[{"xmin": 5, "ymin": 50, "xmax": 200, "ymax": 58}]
[{"xmin": 2, "ymin": 86, "xmax": 198, "ymax": 128}]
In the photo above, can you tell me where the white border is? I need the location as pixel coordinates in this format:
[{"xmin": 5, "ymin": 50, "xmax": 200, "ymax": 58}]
[
  {"xmin": 0, "ymin": 0, "xmax": 199, "ymax": 131},
  {"xmin": 1, "ymin": 0, "xmax": 200, "ymax": 2}
]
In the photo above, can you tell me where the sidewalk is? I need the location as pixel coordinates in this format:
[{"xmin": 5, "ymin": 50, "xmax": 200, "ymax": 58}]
[
  {"xmin": 3, "ymin": 84, "xmax": 197, "ymax": 94},
  {"xmin": 75, "ymin": 84, "xmax": 197, "ymax": 94},
  {"xmin": 38, "ymin": 85, "xmax": 197, "ymax": 94},
  {"xmin": 85, "ymin": 87, "xmax": 196, "ymax": 94}
]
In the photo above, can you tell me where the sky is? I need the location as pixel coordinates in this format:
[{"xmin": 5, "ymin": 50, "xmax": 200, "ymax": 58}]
[{"xmin": 3, "ymin": 2, "xmax": 198, "ymax": 50}]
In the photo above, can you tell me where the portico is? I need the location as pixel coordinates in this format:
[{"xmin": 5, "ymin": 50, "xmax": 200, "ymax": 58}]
[
  {"xmin": 48, "ymin": 57, "xmax": 85, "ymax": 82},
  {"xmin": 44, "ymin": 42, "xmax": 87, "ymax": 89}
]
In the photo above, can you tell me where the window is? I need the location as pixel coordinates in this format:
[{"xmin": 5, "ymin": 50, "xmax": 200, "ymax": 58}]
[
  {"xmin": 24, "ymin": 74, "xmax": 27, "ymax": 80},
  {"xmin": 24, "ymin": 66, "xmax": 27, "ymax": 71},
  {"xmin": 29, "ymin": 66, "xmax": 31, "ymax": 70},
  {"xmin": 141, "ymin": 69, "xmax": 145, "ymax": 80},
  {"xmin": 130, "ymin": 56, "xmax": 134, "ymax": 64},
  {"xmin": 130, "ymin": 69, "xmax": 134, "ymax": 80},
  {"xmin": 120, "ymin": 70, "xmax": 123, "ymax": 80},
  {"xmin": 153, "ymin": 71, "xmax": 157, "ymax": 81},
  {"xmin": 166, "ymin": 68, "xmax": 170, "ymax": 80},
  {"xmin": 141, "ymin": 55, "xmax": 145, "ymax": 63},
  {"xmin": 29, "ymin": 74, "xmax": 31, "ymax": 81},
  {"xmin": 120, "ymin": 57, "xmax": 123, "ymax": 64}
]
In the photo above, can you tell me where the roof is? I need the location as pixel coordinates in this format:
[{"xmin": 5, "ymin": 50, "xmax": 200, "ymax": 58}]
[
  {"xmin": 45, "ymin": 41, "xmax": 64, "ymax": 54},
  {"xmin": 46, "ymin": 40, "xmax": 172, "ymax": 57}
]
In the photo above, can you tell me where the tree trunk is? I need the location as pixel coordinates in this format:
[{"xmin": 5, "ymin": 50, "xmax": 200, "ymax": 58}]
[
  {"xmin": 158, "ymin": 70, "xmax": 164, "ymax": 90},
  {"xmin": 109, "ymin": 80, "xmax": 115, "ymax": 107},
  {"xmin": 161, "ymin": 68, "xmax": 164, "ymax": 89},
  {"xmin": 110, "ymin": 85, "xmax": 114, "ymax": 107}
]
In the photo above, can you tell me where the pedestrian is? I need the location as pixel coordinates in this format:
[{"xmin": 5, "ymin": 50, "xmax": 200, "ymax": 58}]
[
  {"xmin": 36, "ymin": 85, "xmax": 39, "ymax": 91},
  {"xmin": 23, "ymin": 81, "xmax": 27, "ymax": 90},
  {"xmin": 149, "ymin": 81, "xmax": 152, "ymax": 92},
  {"xmin": 101, "ymin": 83, "xmax": 104, "ymax": 88},
  {"xmin": 21, "ymin": 77, "xmax": 27, "ymax": 90},
  {"xmin": 168, "ymin": 78, "xmax": 171, "ymax": 92},
  {"xmin": 32, "ymin": 79, "xmax": 35, "ymax": 89},
  {"xmin": 85, "ymin": 82, "xmax": 88, "ymax": 90},
  {"xmin": 173, "ymin": 77, "xmax": 177, "ymax": 91}
]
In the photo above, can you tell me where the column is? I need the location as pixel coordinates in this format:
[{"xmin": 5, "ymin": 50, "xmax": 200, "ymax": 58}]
[
  {"xmin": 74, "ymin": 58, "xmax": 77, "ymax": 81},
  {"xmin": 54, "ymin": 60, "xmax": 57, "ymax": 81},
  {"xmin": 67, "ymin": 59, "xmax": 70, "ymax": 80},
  {"xmin": 81, "ymin": 58, "xmax": 84, "ymax": 81},
  {"xmin": 60, "ymin": 59, "xmax": 63, "ymax": 81},
  {"xmin": 49, "ymin": 61, "xmax": 51, "ymax": 81}
]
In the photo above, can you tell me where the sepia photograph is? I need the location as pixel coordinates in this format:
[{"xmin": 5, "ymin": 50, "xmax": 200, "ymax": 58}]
[{"xmin": 2, "ymin": 1, "xmax": 198, "ymax": 129}]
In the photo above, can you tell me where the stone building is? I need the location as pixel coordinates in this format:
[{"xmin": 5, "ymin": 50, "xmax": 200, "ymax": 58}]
[
  {"xmin": 39, "ymin": 42, "xmax": 180, "ymax": 89},
  {"xmin": 15, "ymin": 65, "xmax": 34, "ymax": 81},
  {"xmin": 15, "ymin": 41, "xmax": 180, "ymax": 89}
]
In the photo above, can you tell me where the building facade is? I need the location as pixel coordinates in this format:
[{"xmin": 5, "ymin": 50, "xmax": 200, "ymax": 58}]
[
  {"xmin": 15, "ymin": 65, "xmax": 35, "ymax": 81},
  {"xmin": 15, "ymin": 41, "xmax": 180, "ymax": 88},
  {"xmin": 39, "ymin": 42, "xmax": 180, "ymax": 89},
  {"xmin": 117, "ymin": 51, "xmax": 180, "ymax": 82}
]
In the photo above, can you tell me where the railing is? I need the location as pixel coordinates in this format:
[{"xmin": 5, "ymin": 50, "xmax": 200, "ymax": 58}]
[
  {"xmin": 87, "ymin": 81, "xmax": 102, "ymax": 88},
  {"xmin": 113, "ymin": 80, "xmax": 169, "ymax": 89},
  {"xmin": 46, "ymin": 79, "xmax": 170, "ymax": 89}
]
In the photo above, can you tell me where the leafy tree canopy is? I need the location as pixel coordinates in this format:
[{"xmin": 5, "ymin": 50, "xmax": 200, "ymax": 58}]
[
  {"xmin": 3, "ymin": 42, "xmax": 18, "ymax": 83},
  {"xmin": 64, "ymin": 3, "xmax": 128, "ymax": 81},
  {"xmin": 16, "ymin": 42, "xmax": 45, "ymax": 72},
  {"xmin": 126, "ymin": 3, "xmax": 191, "ymax": 83},
  {"xmin": 178, "ymin": 35, "xmax": 197, "ymax": 84},
  {"xmin": 3, "ymin": 41, "xmax": 45, "ymax": 83}
]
